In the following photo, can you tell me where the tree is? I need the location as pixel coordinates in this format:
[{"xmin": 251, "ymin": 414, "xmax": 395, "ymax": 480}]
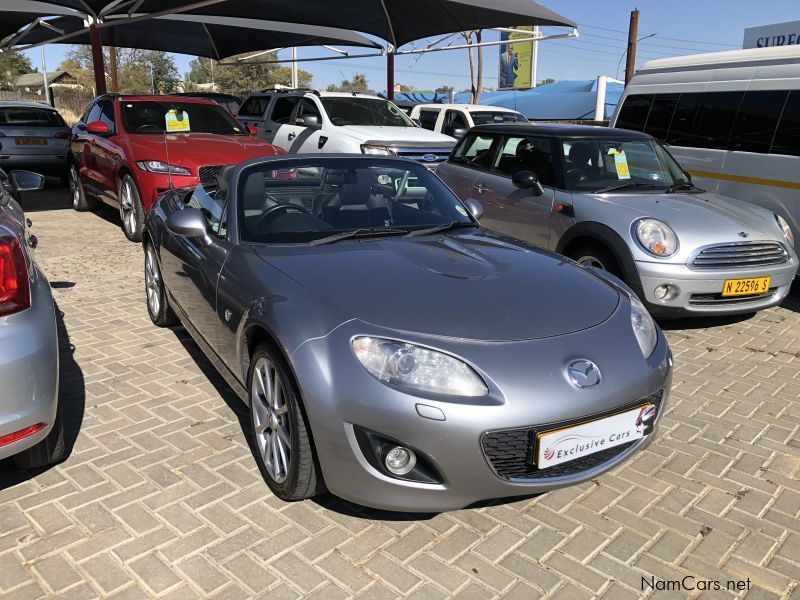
[
  {"xmin": 57, "ymin": 46, "xmax": 179, "ymax": 93},
  {"xmin": 0, "ymin": 49, "xmax": 35, "ymax": 89},
  {"xmin": 461, "ymin": 30, "xmax": 483, "ymax": 104},
  {"xmin": 538, "ymin": 77, "xmax": 556, "ymax": 86},
  {"xmin": 435, "ymin": 85, "xmax": 454, "ymax": 94},
  {"xmin": 212, "ymin": 56, "xmax": 312, "ymax": 96},
  {"xmin": 186, "ymin": 57, "xmax": 215, "ymax": 83},
  {"xmin": 326, "ymin": 73, "xmax": 369, "ymax": 93}
]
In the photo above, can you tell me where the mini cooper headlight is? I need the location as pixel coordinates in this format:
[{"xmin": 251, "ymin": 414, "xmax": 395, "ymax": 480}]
[
  {"xmin": 630, "ymin": 295, "xmax": 658, "ymax": 358},
  {"xmin": 634, "ymin": 218, "xmax": 678, "ymax": 257},
  {"xmin": 775, "ymin": 214, "xmax": 794, "ymax": 247},
  {"xmin": 352, "ymin": 336, "xmax": 488, "ymax": 396}
]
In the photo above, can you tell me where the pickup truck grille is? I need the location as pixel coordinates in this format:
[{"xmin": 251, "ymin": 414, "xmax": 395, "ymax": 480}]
[
  {"xmin": 389, "ymin": 146, "xmax": 453, "ymax": 167},
  {"xmin": 690, "ymin": 241, "xmax": 789, "ymax": 269}
]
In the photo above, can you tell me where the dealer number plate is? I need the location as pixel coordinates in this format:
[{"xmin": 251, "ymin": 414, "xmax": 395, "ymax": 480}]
[
  {"xmin": 722, "ymin": 276, "xmax": 770, "ymax": 297},
  {"xmin": 15, "ymin": 137, "xmax": 47, "ymax": 145},
  {"xmin": 534, "ymin": 404, "xmax": 657, "ymax": 469}
]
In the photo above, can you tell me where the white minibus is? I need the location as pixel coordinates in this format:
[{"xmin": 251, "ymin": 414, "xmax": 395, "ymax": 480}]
[{"xmin": 611, "ymin": 45, "xmax": 800, "ymax": 244}]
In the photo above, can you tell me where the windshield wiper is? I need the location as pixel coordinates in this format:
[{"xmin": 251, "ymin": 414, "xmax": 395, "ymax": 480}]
[
  {"xmin": 309, "ymin": 227, "xmax": 409, "ymax": 246},
  {"xmin": 665, "ymin": 181, "xmax": 705, "ymax": 193},
  {"xmin": 595, "ymin": 182, "xmax": 663, "ymax": 194},
  {"xmin": 406, "ymin": 221, "xmax": 477, "ymax": 237}
]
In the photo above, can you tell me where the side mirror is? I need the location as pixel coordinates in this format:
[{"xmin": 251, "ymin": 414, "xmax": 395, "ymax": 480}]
[
  {"xmin": 10, "ymin": 170, "xmax": 45, "ymax": 192},
  {"xmin": 296, "ymin": 114, "xmax": 321, "ymax": 129},
  {"xmin": 86, "ymin": 121, "xmax": 111, "ymax": 136},
  {"xmin": 463, "ymin": 198, "xmax": 484, "ymax": 221},
  {"xmin": 166, "ymin": 208, "xmax": 211, "ymax": 246},
  {"xmin": 246, "ymin": 123, "xmax": 258, "ymax": 136},
  {"xmin": 512, "ymin": 170, "xmax": 544, "ymax": 196},
  {"xmin": 451, "ymin": 127, "xmax": 469, "ymax": 140}
]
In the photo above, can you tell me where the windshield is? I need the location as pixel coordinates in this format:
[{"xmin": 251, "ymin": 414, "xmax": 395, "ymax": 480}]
[
  {"xmin": 469, "ymin": 110, "xmax": 527, "ymax": 125},
  {"xmin": 320, "ymin": 97, "xmax": 415, "ymax": 127},
  {"xmin": 234, "ymin": 158, "xmax": 474, "ymax": 244},
  {"xmin": 562, "ymin": 137, "xmax": 691, "ymax": 192},
  {"xmin": 120, "ymin": 101, "xmax": 246, "ymax": 135}
]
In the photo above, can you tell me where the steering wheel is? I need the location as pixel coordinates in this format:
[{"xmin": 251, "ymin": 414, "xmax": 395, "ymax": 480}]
[
  {"xmin": 565, "ymin": 168, "xmax": 589, "ymax": 184},
  {"xmin": 254, "ymin": 203, "xmax": 312, "ymax": 231},
  {"xmin": 136, "ymin": 124, "xmax": 163, "ymax": 133}
]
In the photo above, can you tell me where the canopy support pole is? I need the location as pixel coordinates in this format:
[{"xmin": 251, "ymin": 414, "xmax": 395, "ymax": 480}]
[
  {"xmin": 89, "ymin": 22, "xmax": 107, "ymax": 95},
  {"xmin": 387, "ymin": 49, "xmax": 394, "ymax": 101}
]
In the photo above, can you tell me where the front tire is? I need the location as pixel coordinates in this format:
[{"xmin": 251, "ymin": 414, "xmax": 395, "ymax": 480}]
[
  {"xmin": 569, "ymin": 243, "xmax": 623, "ymax": 278},
  {"xmin": 144, "ymin": 243, "xmax": 178, "ymax": 327},
  {"xmin": 249, "ymin": 344, "xmax": 324, "ymax": 501},
  {"xmin": 14, "ymin": 406, "xmax": 65, "ymax": 469},
  {"xmin": 119, "ymin": 174, "xmax": 144, "ymax": 242},
  {"xmin": 70, "ymin": 163, "xmax": 98, "ymax": 212}
]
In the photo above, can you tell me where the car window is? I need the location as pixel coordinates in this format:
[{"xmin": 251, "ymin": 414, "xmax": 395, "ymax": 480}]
[
  {"xmin": 492, "ymin": 136, "xmax": 556, "ymax": 186},
  {"xmin": 319, "ymin": 97, "xmax": 414, "ymax": 126},
  {"xmin": 666, "ymin": 93, "xmax": 703, "ymax": 146},
  {"xmin": 770, "ymin": 90, "xmax": 800, "ymax": 157},
  {"xmin": 643, "ymin": 94, "xmax": 679, "ymax": 141},
  {"xmin": 98, "ymin": 101, "xmax": 116, "ymax": 132},
  {"xmin": 84, "ymin": 102, "xmax": 103, "ymax": 125},
  {"xmin": 691, "ymin": 91, "xmax": 744, "ymax": 150},
  {"xmin": 442, "ymin": 110, "xmax": 469, "ymax": 136},
  {"xmin": 236, "ymin": 158, "xmax": 473, "ymax": 243},
  {"xmin": 0, "ymin": 107, "xmax": 66, "ymax": 127},
  {"xmin": 239, "ymin": 95, "xmax": 271, "ymax": 117},
  {"xmin": 615, "ymin": 95, "xmax": 653, "ymax": 132},
  {"xmin": 295, "ymin": 98, "xmax": 321, "ymax": 123},
  {"xmin": 271, "ymin": 97, "xmax": 301, "ymax": 124},
  {"xmin": 120, "ymin": 101, "xmax": 246, "ymax": 135},
  {"xmin": 730, "ymin": 90, "xmax": 788, "ymax": 154},
  {"xmin": 469, "ymin": 111, "xmax": 528, "ymax": 125},
  {"xmin": 186, "ymin": 185, "xmax": 227, "ymax": 237},
  {"xmin": 418, "ymin": 109, "xmax": 440, "ymax": 130},
  {"xmin": 451, "ymin": 134, "xmax": 499, "ymax": 171}
]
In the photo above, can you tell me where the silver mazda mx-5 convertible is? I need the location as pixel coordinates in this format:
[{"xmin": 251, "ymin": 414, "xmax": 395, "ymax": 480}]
[{"xmin": 142, "ymin": 155, "xmax": 672, "ymax": 512}]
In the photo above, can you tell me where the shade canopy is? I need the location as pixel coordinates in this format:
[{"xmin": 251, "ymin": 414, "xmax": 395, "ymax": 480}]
[
  {"xmin": 9, "ymin": 13, "xmax": 381, "ymax": 58},
  {"xmin": 30, "ymin": 0, "xmax": 576, "ymax": 47}
]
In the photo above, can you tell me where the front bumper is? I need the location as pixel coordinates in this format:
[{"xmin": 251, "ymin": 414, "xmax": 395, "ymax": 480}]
[
  {"xmin": 290, "ymin": 305, "xmax": 672, "ymax": 512},
  {"xmin": 0, "ymin": 268, "xmax": 59, "ymax": 461},
  {"xmin": 635, "ymin": 256, "xmax": 799, "ymax": 317}
]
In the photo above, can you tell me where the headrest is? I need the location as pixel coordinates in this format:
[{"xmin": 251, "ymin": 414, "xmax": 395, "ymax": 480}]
[
  {"xmin": 568, "ymin": 142, "xmax": 592, "ymax": 165},
  {"xmin": 323, "ymin": 169, "xmax": 358, "ymax": 185}
]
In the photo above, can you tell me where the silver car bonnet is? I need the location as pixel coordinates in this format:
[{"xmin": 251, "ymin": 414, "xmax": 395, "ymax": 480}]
[
  {"xmin": 254, "ymin": 232, "xmax": 620, "ymax": 342},
  {"xmin": 578, "ymin": 191, "xmax": 791, "ymax": 263}
]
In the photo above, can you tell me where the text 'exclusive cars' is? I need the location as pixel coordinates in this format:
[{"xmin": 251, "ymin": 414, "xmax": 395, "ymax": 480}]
[
  {"xmin": 142, "ymin": 154, "xmax": 672, "ymax": 512},
  {"xmin": 437, "ymin": 124, "xmax": 798, "ymax": 317},
  {"xmin": 69, "ymin": 94, "xmax": 283, "ymax": 242}
]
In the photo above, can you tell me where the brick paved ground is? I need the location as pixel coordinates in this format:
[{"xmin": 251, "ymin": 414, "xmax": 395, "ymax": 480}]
[{"xmin": 1, "ymin": 183, "xmax": 798, "ymax": 599}]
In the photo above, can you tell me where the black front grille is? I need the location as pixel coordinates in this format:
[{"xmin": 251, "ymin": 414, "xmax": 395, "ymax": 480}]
[
  {"xmin": 690, "ymin": 241, "xmax": 789, "ymax": 269},
  {"xmin": 481, "ymin": 390, "xmax": 664, "ymax": 481},
  {"xmin": 199, "ymin": 164, "xmax": 227, "ymax": 186}
]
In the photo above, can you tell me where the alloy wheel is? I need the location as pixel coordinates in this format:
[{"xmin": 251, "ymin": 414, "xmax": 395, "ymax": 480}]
[
  {"xmin": 120, "ymin": 180, "xmax": 137, "ymax": 236},
  {"xmin": 576, "ymin": 255, "xmax": 606, "ymax": 270},
  {"xmin": 251, "ymin": 357, "xmax": 291, "ymax": 484},
  {"xmin": 145, "ymin": 246, "xmax": 161, "ymax": 317},
  {"xmin": 70, "ymin": 166, "xmax": 80, "ymax": 208}
]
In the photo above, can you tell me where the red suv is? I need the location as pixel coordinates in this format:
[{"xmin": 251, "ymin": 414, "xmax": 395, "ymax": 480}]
[{"xmin": 69, "ymin": 94, "xmax": 283, "ymax": 241}]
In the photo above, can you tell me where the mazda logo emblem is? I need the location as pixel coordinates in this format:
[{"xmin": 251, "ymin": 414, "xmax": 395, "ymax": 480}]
[{"xmin": 566, "ymin": 359, "xmax": 601, "ymax": 388}]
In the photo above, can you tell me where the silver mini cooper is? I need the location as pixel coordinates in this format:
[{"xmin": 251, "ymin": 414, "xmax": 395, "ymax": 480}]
[{"xmin": 437, "ymin": 124, "xmax": 798, "ymax": 317}]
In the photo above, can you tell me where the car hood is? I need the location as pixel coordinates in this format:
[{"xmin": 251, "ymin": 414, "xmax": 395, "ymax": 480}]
[
  {"xmin": 339, "ymin": 125, "xmax": 456, "ymax": 146},
  {"xmin": 254, "ymin": 232, "xmax": 621, "ymax": 341},
  {"xmin": 582, "ymin": 190, "xmax": 791, "ymax": 260},
  {"xmin": 130, "ymin": 133, "xmax": 282, "ymax": 169}
]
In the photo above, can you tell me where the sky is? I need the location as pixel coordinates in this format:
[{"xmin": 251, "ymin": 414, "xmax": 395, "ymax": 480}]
[{"xmin": 21, "ymin": 0, "xmax": 799, "ymax": 92}]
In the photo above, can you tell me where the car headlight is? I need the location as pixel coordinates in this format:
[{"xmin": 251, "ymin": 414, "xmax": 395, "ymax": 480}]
[
  {"xmin": 630, "ymin": 295, "xmax": 657, "ymax": 358},
  {"xmin": 775, "ymin": 214, "xmax": 794, "ymax": 247},
  {"xmin": 352, "ymin": 336, "xmax": 488, "ymax": 396},
  {"xmin": 634, "ymin": 218, "xmax": 678, "ymax": 257},
  {"xmin": 361, "ymin": 144, "xmax": 393, "ymax": 156},
  {"xmin": 136, "ymin": 160, "xmax": 192, "ymax": 176}
]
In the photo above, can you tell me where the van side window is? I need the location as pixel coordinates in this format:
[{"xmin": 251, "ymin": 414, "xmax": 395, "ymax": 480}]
[
  {"xmin": 731, "ymin": 90, "xmax": 789, "ymax": 154},
  {"xmin": 239, "ymin": 96, "xmax": 271, "ymax": 117},
  {"xmin": 418, "ymin": 109, "xmax": 440, "ymax": 130},
  {"xmin": 771, "ymin": 90, "xmax": 800, "ymax": 157},
  {"xmin": 667, "ymin": 94, "xmax": 702, "ymax": 147},
  {"xmin": 615, "ymin": 95, "xmax": 652, "ymax": 132},
  {"xmin": 644, "ymin": 94, "xmax": 679, "ymax": 141},
  {"xmin": 691, "ymin": 92, "xmax": 744, "ymax": 150}
]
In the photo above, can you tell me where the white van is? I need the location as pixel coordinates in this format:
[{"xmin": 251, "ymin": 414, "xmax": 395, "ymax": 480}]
[{"xmin": 611, "ymin": 45, "xmax": 800, "ymax": 244}]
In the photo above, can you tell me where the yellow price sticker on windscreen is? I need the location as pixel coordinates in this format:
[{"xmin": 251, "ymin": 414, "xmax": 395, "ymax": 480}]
[
  {"xmin": 609, "ymin": 149, "xmax": 631, "ymax": 180},
  {"xmin": 165, "ymin": 109, "xmax": 191, "ymax": 133}
]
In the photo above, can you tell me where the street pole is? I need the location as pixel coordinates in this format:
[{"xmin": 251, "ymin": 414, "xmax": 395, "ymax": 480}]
[
  {"xmin": 40, "ymin": 46, "xmax": 51, "ymax": 106},
  {"xmin": 291, "ymin": 47, "xmax": 298, "ymax": 88},
  {"xmin": 387, "ymin": 49, "xmax": 395, "ymax": 101},
  {"xmin": 109, "ymin": 46, "xmax": 118, "ymax": 92},
  {"xmin": 531, "ymin": 26, "xmax": 539, "ymax": 88},
  {"xmin": 89, "ymin": 21, "xmax": 107, "ymax": 95},
  {"xmin": 625, "ymin": 8, "xmax": 640, "ymax": 85}
]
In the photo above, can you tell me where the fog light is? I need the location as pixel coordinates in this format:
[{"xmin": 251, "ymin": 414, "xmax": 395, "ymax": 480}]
[
  {"xmin": 654, "ymin": 284, "xmax": 679, "ymax": 303},
  {"xmin": 384, "ymin": 446, "xmax": 416, "ymax": 475}
]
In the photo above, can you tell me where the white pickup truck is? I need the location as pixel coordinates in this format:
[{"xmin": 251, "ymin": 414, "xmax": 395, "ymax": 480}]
[
  {"xmin": 237, "ymin": 89, "xmax": 457, "ymax": 168},
  {"xmin": 410, "ymin": 103, "xmax": 528, "ymax": 139}
]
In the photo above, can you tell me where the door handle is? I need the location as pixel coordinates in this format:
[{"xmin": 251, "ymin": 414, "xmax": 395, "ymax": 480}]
[
  {"xmin": 473, "ymin": 184, "xmax": 490, "ymax": 194},
  {"xmin": 288, "ymin": 132, "xmax": 296, "ymax": 141},
  {"xmin": 27, "ymin": 234, "xmax": 38, "ymax": 249}
]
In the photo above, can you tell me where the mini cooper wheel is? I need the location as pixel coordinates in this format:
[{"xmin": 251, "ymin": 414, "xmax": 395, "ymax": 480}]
[
  {"xmin": 570, "ymin": 243, "xmax": 622, "ymax": 278},
  {"xmin": 119, "ymin": 174, "xmax": 144, "ymax": 242},
  {"xmin": 70, "ymin": 164, "xmax": 97, "ymax": 212},
  {"xmin": 144, "ymin": 243, "xmax": 178, "ymax": 327},
  {"xmin": 249, "ymin": 345, "xmax": 324, "ymax": 501}
]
